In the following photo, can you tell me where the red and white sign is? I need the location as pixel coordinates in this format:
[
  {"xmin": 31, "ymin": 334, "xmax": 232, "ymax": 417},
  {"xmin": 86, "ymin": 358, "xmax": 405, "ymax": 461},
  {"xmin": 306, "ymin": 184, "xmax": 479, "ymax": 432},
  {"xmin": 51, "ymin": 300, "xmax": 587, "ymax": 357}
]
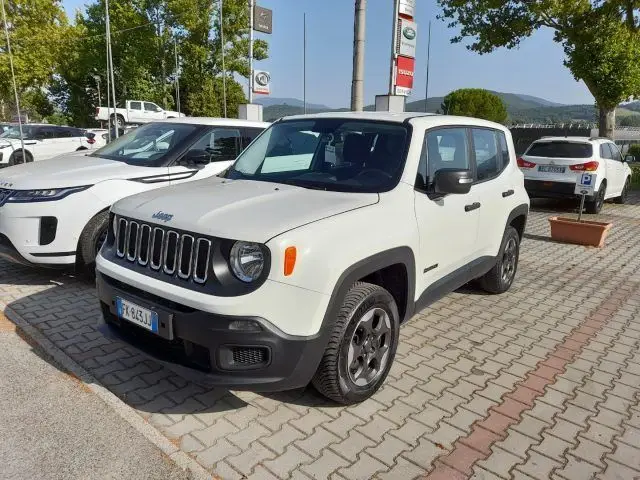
[{"xmin": 394, "ymin": 56, "xmax": 415, "ymax": 96}]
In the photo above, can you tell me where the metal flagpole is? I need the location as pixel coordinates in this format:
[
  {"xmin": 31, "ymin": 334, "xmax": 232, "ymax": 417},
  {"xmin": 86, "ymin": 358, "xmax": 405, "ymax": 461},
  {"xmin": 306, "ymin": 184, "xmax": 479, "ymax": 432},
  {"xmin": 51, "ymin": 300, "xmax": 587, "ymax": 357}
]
[
  {"xmin": 106, "ymin": 0, "xmax": 118, "ymax": 138},
  {"xmin": 424, "ymin": 20, "xmax": 431, "ymax": 113},
  {"xmin": 220, "ymin": 0, "xmax": 227, "ymax": 117},
  {"xmin": 106, "ymin": 37, "xmax": 111, "ymax": 142},
  {"xmin": 174, "ymin": 37, "xmax": 181, "ymax": 114},
  {"xmin": 303, "ymin": 12, "xmax": 306, "ymax": 114},
  {"xmin": 248, "ymin": 0, "xmax": 254, "ymax": 104},
  {"xmin": 1, "ymin": 0, "xmax": 25, "ymax": 160}
]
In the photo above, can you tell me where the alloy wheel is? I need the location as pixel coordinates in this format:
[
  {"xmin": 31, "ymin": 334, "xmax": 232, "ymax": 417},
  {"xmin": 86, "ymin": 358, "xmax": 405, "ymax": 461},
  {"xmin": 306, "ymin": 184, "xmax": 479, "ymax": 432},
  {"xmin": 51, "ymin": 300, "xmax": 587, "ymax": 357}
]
[
  {"xmin": 500, "ymin": 237, "xmax": 518, "ymax": 285},
  {"xmin": 347, "ymin": 307, "xmax": 391, "ymax": 387}
]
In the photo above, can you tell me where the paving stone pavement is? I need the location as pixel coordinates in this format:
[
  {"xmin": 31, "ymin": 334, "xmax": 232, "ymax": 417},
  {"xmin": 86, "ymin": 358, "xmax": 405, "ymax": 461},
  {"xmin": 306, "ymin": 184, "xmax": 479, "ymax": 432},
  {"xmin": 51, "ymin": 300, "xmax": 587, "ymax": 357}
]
[{"xmin": 2, "ymin": 193, "xmax": 640, "ymax": 480}]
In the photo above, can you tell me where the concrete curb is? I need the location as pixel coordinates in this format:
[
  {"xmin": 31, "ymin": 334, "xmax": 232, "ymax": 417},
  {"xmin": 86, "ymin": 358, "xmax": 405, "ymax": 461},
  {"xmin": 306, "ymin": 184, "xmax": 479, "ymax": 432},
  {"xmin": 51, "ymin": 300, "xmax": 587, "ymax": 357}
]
[{"xmin": 1, "ymin": 302, "xmax": 215, "ymax": 480}]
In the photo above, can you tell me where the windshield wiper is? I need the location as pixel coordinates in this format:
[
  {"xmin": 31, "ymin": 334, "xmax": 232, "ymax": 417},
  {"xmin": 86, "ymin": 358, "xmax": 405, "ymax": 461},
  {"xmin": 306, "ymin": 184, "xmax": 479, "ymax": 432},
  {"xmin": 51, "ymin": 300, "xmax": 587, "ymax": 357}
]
[{"xmin": 277, "ymin": 179, "xmax": 328, "ymax": 191}]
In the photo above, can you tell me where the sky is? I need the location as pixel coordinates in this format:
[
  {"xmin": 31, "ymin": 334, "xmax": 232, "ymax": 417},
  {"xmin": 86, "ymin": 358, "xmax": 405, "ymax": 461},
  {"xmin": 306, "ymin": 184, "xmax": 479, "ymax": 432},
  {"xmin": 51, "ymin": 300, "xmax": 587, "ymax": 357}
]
[{"xmin": 61, "ymin": 0, "xmax": 594, "ymax": 108}]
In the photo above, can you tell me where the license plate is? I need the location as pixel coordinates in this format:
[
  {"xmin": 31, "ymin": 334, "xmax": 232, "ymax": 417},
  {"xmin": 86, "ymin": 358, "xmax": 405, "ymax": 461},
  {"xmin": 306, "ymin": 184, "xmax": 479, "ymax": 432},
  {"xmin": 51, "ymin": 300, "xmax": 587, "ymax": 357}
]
[
  {"xmin": 538, "ymin": 165, "xmax": 566, "ymax": 173},
  {"xmin": 116, "ymin": 297, "xmax": 158, "ymax": 333}
]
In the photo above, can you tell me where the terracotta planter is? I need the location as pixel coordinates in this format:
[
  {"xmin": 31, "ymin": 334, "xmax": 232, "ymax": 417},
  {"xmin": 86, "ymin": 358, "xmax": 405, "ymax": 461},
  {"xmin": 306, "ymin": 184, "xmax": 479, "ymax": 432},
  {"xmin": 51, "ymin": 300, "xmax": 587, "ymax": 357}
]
[{"xmin": 548, "ymin": 216, "xmax": 612, "ymax": 248}]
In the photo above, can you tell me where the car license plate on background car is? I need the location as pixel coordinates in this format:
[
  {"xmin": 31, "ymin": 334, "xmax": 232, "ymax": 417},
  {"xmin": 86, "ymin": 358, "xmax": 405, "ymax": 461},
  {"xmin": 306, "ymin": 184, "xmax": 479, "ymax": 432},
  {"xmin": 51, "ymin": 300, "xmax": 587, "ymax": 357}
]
[
  {"xmin": 538, "ymin": 165, "xmax": 566, "ymax": 173},
  {"xmin": 116, "ymin": 297, "xmax": 158, "ymax": 333}
]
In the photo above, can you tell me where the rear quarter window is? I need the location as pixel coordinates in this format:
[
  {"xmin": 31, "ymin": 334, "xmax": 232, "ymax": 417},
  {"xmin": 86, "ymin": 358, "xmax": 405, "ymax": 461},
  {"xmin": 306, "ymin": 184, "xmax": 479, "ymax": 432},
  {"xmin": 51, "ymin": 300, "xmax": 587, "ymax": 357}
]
[{"xmin": 526, "ymin": 141, "xmax": 593, "ymax": 158}]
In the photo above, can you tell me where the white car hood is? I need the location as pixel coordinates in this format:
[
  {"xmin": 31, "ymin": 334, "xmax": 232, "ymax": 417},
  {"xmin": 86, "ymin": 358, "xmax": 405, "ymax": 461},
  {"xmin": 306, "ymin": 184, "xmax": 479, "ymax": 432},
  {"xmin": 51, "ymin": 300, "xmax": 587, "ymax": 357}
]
[
  {"xmin": 112, "ymin": 178, "xmax": 379, "ymax": 243},
  {"xmin": 0, "ymin": 153, "xmax": 161, "ymax": 189}
]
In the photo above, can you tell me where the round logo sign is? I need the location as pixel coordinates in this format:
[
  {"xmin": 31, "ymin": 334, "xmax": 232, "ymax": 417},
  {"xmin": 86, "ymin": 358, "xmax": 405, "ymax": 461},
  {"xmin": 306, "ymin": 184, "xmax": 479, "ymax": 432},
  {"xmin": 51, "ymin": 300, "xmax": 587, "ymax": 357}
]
[
  {"xmin": 255, "ymin": 71, "xmax": 270, "ymax": 86},
  {"xmin": 403, "ymin": 27, "xmax": 416, "ymax": 40}
]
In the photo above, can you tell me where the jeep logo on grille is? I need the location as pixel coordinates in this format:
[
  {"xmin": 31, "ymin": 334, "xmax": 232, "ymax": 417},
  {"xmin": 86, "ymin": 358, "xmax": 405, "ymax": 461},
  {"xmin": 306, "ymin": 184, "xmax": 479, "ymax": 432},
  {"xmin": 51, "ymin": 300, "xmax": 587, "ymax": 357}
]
[{"xmin": 152, "ymin": 211, "xmax": 173, "ymax": 222}]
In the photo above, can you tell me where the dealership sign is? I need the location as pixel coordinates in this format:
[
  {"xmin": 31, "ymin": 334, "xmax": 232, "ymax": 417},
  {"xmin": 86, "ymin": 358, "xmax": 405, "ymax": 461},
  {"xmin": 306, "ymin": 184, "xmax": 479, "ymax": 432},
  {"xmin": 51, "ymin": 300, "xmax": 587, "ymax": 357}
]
[
  {"xmin": 253, "ymin": 5, "xmax": 272, "ymax": 34},
  {"xmin": 399, "ymin": 0, "xmax": 416, "ymax": 17},
  {"xmin": 394, "ymin": 56, "xmax": 415, "ymax": 96},
  {"xmin": 396, "ymin": 18, "xmax": 417, "ymax": 58},
  {"xmin": 253, "ymin": 70, "xmax": 271, "ymax": 95}
]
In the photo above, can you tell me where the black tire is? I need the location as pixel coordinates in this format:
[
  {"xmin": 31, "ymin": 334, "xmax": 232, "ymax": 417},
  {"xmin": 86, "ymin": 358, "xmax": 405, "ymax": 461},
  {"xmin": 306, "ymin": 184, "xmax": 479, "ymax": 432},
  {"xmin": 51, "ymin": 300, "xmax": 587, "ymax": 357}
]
[
  {"xmin": 614, "ymin": 178, "xmax": 630, "ymax": 204},
  {"xmin": 78, "ymin": 211, "xmax": 109, "ymax": 272},
  {"xmin": 312, "ymin": 282, "xmax": 399, "ymax": 404},
  {"xmin": 586, "ymin": 182, "xmax": 606, "ymax": 214},
  {"xmin": 8, "ymin": 150, "xmax": 33, "ymax": 166},
  {"xmin": 479, "ymin": 226, "xmax": 520, "ymax": 294}
]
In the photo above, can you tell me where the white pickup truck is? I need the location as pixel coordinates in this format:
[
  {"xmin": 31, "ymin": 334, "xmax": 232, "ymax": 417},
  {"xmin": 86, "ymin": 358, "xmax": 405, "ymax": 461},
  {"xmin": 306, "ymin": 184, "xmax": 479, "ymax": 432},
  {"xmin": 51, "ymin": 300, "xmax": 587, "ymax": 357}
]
[{"xmin": 95, "ymin": 100, "xmax": 185, "ymax": 128}]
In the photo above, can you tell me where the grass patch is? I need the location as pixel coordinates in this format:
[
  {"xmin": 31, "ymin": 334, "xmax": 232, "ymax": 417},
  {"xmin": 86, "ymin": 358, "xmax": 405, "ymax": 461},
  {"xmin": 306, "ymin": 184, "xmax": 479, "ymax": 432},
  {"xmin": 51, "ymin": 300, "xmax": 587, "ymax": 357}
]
[{"xmin": 631, "ymin": 164, "xmax": 640, "ymax": 189}]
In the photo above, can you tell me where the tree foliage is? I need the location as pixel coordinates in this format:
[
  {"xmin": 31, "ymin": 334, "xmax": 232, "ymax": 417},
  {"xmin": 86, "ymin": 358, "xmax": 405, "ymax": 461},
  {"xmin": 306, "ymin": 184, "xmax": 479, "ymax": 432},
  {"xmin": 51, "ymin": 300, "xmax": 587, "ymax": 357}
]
[
  {"xmin": 619, "ymin": 114, "xmax": 640, "ymax": 126},
  {"xmin": 436, "ymin": 0, "xmax": 640, "ymax": 138},
  {"xmin": 1, "ymin": 0, "xmax": 268, "ymax": 126},
  {"xmin": 441, "ymin": 88, "xmax": 508, "ymax": 123}
]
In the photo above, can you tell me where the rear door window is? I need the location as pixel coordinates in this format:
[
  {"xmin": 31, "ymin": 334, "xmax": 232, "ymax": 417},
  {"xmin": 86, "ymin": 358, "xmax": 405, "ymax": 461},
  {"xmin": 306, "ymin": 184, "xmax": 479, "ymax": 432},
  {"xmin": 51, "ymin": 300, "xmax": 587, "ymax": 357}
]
[
  {"xmin": 608, "ymin": 143, "xmax": 623, "ymax": 162},
  {"xmin": 129, "ymin": 101, "xmax": 142, "ymax": 110},
  {"xmin": 600, "ymin": 144, "xmax": 613, "ymax": 159},
  {"xmin": 526, "ymin": 142, "xmax": 593, "ymax": 158}
]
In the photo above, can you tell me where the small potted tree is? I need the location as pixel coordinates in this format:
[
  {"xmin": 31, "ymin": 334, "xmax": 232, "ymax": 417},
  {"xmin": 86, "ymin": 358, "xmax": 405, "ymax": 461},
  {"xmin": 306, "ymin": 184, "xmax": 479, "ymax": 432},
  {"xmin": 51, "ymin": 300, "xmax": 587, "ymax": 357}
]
[{"xmin": 548, "ymin": 173, "xmax": 613, "ymax": 247}]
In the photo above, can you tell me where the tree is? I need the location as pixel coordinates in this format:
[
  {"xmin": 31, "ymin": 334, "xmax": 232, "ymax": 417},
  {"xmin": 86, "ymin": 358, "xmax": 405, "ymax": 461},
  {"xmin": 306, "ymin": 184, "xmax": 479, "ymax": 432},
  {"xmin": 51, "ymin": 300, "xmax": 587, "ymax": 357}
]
[
  {"xmin": 0, "ymin": 0, "xmax": 71, "ymax": 120},
  {"xmin": 441, "ymin": 88, "xmax": 508, "ymax": 123},
  {"xmin": 436, "ymin": 1, "xmax": 640, "ymax": 138}
]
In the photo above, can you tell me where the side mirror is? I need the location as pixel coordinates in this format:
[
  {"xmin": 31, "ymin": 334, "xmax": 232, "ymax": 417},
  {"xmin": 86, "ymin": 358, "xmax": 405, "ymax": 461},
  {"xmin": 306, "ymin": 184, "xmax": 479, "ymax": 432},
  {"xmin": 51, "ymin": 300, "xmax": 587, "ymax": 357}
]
[
  {"xmin": 433, "ymin": 169, "xmax": 474, "ymax": 195},
  {"xmin": 181, "ymin": 149, "xmax": 211, "ymax": 165},
  {"xmin": 624, "ymin": 154, "xmax": 635, "ymax": 163}
]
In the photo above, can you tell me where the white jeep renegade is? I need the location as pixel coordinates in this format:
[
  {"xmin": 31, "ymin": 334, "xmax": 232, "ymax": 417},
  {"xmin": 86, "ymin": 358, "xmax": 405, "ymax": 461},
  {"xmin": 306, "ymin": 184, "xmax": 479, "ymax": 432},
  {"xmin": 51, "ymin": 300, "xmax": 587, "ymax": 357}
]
[{"xmin": 96, "ymin": 112, "xmax": 529, "ymax": 404}]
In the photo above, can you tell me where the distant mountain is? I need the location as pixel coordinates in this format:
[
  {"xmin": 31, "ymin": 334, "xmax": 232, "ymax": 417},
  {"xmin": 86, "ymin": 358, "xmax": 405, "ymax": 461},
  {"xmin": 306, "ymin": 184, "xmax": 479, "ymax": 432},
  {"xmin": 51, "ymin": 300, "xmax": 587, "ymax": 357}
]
[
  {"xmin": 255, "ymin": 97, "xmax": 332, "ymax": 111},
  {"xmin": 260, "ymin": 91, "xmax": 638, "ymax": 124}
]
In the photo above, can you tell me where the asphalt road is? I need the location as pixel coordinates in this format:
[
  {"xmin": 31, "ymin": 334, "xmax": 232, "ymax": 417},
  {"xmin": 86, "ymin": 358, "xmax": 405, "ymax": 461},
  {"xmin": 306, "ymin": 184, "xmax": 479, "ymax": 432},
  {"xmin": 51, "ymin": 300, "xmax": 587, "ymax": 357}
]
[{"xmin": 0, "ymin": 328, "xmax": 191, "ymax": 480}]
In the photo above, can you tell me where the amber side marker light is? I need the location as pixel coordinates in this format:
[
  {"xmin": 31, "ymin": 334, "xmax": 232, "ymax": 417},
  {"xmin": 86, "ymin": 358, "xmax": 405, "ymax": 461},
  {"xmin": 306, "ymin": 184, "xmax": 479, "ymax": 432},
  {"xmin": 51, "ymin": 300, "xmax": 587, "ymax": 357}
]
[{"xmin": 284, "ymin": 247, "xmax": 297, "ymax": 276}]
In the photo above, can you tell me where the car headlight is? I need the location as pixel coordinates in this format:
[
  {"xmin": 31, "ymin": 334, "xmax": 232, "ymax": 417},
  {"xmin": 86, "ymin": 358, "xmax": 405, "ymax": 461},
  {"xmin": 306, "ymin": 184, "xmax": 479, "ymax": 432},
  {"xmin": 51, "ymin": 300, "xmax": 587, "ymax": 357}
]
[
  {"xmin": 7, "ymin": 186, "xmax": 91, "ymax": 203},
  {"xmin": 229, "ymin": 241, "xmax": 265, "ymax": 283}
]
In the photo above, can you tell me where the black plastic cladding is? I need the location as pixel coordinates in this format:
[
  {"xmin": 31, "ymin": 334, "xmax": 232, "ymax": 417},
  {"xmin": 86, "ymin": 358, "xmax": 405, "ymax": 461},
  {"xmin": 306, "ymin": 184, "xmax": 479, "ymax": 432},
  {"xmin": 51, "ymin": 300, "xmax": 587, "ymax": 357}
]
[{"xmin": 103, "ymin": 215, "xmax": 271, "ymax": 297}]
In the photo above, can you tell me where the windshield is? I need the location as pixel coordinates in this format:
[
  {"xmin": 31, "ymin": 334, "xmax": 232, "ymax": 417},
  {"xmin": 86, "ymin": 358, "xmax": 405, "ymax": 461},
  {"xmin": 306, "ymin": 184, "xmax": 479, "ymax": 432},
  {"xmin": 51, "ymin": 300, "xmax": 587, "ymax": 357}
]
[
  {"xmin": 0, "ymin": 125, "xmax": 36, "ymax": 140},
  {"xmin": 526, "ymin": 141, "xmax": 593, "ymax": 158},
  {"xmin": 89, "ymin": 122, "xmax": 198, "ymax": 165},
  {"xmin": 227, "ymin": 119, "xmax": 409, "ymax": 192}
]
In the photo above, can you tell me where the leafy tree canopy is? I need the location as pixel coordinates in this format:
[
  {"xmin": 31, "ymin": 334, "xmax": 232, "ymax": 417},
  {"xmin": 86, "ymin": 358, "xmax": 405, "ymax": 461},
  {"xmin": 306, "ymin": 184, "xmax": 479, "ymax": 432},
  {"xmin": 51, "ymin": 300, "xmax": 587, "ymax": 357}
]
[
  {"xmin": 437, "ymin": 0, "xmax": 640, "ymax": 138},
  {"xmin": 442, "ymin": 88, "xmax": 508, "ymax": 123}
]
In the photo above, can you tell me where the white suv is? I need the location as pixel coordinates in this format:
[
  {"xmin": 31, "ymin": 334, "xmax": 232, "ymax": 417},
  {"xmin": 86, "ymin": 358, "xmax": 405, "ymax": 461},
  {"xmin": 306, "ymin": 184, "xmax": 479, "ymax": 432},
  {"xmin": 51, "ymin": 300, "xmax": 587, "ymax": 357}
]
[
  {"xmin": 0, "ymin": 118, "xmax": 268, "ymax": 268},
  {"xmin": 96, "ymin": 112, "xmax": 529, "ymax": 404},
  {"xmin": 519, "ymin": 136, "xmax": 633, "ymax": 213}
]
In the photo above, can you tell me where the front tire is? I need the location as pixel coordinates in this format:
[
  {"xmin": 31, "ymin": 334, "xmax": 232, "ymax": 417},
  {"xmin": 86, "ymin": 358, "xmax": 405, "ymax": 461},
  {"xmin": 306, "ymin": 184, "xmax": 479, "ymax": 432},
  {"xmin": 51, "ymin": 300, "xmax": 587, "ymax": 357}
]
[
  {"xmin": 78, "ymin": 211, "xmax": 109, "ymax": 274},
  {"xmin": 614, "ymin": 178, "xmax": 630, "ymax": 204},
  {"xmin": 312, "ymin": 282, "xmax": 399, "ymax": 404},
  {"xmin": 8, "ymin": 151, "xmax": 33, "ymax": 166},
  {"xmin": 479, "ymin": 226, "xmax": 520, "ymax": 294}
]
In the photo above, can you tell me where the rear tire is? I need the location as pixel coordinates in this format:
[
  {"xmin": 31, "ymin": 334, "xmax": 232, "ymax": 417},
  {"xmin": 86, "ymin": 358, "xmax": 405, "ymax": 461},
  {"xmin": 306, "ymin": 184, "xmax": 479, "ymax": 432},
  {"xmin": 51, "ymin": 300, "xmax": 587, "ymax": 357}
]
[
  {"xmin": 111, "ymin": 114, "xmax": 125, "ymax": 129},
  {"xmin": 614, "ymin": 178, "xmax": 630, "ymax": 204},
  {"xmin": 586, "ymin": 182, "xmax": 606, "ymax": 214},
  {"xmin": 78, "ymin": 211, "xmax": 109, "ymax": 276},
  {"xmin": 312, "ymin": 282, "xmax": 399, "ymax": 404},
  {"xmin": 479, "ymin": 226, "xmax": 520, "ymax": 294}
]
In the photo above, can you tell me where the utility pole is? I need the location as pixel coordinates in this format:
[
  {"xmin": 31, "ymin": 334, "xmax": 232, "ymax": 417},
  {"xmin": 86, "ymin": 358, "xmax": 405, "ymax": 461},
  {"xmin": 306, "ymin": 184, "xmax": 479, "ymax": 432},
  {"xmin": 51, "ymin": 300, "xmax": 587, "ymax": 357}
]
[
  {"xmin": 248, "ymin": 0, "xmax": 254, "ymax": 104},
  {"xmin": 424, "ymin": 20, "xmax": 431, "ymax": 112},
  {"xmin": 350, "ymin": 0, "xmax": 366, "ymax": 111},
  {"xmin": 220, "ymin": 0, "xmax": 227, "ymax": 117},
  {"xmin": 388, "ymin": 0, "xmax": 400, "ymax": 95},
  {"xmin": 174, "ymin": 37, "xmax": 181, "ymax": 114},
  {"xmin": 105, "ymin": 0, "xmax": 118, "ymax": 138},
  {"xmin": 1, "ymin": 0, "xmax": 25, "ymax": 158}
]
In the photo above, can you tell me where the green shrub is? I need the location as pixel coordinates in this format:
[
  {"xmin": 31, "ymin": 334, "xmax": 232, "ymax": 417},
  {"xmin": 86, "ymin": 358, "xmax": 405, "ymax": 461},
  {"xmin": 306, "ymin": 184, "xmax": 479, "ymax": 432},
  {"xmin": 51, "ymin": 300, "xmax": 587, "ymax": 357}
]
[
  {"xmin": 630, "ymin": 164, "xmax": 640, "ymax": 188},
  {"xmin": 628, "ymin": 143, "xmax": 640, "ymax": 159}
]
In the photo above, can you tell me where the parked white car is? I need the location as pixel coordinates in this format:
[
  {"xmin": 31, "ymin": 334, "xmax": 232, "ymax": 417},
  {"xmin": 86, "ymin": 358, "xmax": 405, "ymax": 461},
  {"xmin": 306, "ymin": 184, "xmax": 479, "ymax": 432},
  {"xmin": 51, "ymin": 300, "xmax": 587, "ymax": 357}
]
[
  {"xmin": 519, "ymin": 136, "xmax": 634, "ymax": 213},
  {"xmin": 85, "ymin": 128, "xmax": 109, "ymax": 149},
  {"xmin": 96, "ymin": 112, "xmax": 529, "ymax": 404},
  {"xmin": 0, "ymin": 124, "xmax": 95, "ymax": 166},
  {"xmin": 95, "ymin": 100, "xmax": 185, "ymax": 128},
  {"xmin": 0, "ymin": 118, "xmax": 268, "ymax": 268}
]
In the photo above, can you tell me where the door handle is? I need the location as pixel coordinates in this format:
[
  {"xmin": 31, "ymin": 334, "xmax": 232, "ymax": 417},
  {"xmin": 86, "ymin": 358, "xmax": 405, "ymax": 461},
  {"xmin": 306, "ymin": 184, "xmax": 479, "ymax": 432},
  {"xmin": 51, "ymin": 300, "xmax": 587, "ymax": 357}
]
[
  {"xmin": 502, "ymin": 189, "xmax": 515, "ymax": 198},
  {"xmin": 465, "ymin": 202, "xmax": 481, "ymax": 212}
]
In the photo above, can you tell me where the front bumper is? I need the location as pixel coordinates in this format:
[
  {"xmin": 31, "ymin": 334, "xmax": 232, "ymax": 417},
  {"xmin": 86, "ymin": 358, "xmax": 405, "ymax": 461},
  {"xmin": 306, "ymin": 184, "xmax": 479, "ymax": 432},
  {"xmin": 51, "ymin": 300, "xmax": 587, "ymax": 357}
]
[{"xmin": 96, "ymin": 272, "xmax": 328, "ymax": 391}]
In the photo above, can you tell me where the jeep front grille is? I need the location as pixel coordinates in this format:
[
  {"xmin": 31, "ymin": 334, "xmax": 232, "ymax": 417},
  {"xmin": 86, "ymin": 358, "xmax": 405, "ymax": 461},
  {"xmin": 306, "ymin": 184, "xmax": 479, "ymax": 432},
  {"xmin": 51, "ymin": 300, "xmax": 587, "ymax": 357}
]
[{"xmin": 115, "ymin": 218, "xmax": 211, "ymax": 284}]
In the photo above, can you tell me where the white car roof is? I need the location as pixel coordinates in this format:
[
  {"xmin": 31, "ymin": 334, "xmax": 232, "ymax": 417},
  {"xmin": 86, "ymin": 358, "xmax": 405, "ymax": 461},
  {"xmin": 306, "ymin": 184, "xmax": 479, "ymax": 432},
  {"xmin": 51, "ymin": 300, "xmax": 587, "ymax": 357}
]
[
  {"xmin": 533, "ymin": 136, "xmax": 609, "ymax": 144},
  {"xmin": 278, "ymin": 111, "xmax": 510, "ymax": 131},
  {"xmin": 153, "ymin": 117, "xmax": 270, "ymax": 128}
]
